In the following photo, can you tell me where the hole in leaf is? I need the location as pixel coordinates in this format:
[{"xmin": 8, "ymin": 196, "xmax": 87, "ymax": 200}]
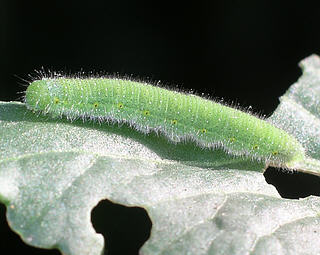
[
  {"xmin": 0, "ymin": 204, "xmax": 60, "ymax": 254},
  {"xmin": 91, "ymin": 199, "xmax": 152, "ymax": 255},
  {"xmin": 264, "ymin": 167, "xmax": 320, "ymax": 199}
]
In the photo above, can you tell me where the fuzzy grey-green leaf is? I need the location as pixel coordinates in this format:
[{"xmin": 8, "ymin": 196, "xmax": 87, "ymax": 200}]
[
  {"xmin": 1, "ymin": 98, "xmax": 320, "ymax": 255},
  {"xmin": 269, "ymin": 54, "xmax": 320, "ymax": 176}
]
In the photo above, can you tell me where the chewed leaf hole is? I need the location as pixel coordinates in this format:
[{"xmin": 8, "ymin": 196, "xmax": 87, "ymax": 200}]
[{"xmin": 91, "ymin": 199, "xmax": 152, "ymax": 255}]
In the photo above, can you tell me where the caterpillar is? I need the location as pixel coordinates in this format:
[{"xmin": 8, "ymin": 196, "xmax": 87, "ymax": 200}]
[{"xmin": 24, "ymin": 77, "xmax": 306, "ymax": 169}]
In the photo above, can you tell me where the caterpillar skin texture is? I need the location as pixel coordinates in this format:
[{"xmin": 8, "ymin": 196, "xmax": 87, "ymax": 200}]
[{"xmin": 25, "ymin": 78, "xmax": 306, "ymax": 168}]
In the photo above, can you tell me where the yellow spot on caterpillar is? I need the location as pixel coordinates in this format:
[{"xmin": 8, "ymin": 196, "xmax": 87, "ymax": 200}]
[
  {"xmin": 200, "ymin": 128, "xmax": 207, "ymax": 134},
  {"xmin": 54, "ymin": 97, "xmax": 59, "ymax": 104},
  {"xmin": 117, "ymin": 103, "xmax": 124, "ymax": 109},
  {"xmin": 93, "ymin": 102, "xmax": 99, "ymax": 108},
  {"xmin": 143, "ymin": 110, "xmax": 150, "ymax": 116},
  {"xmin": 229, "ymin": 137, "xmax": 236, "ymax": 143},
  {"xmin": 272, "ymin": 151, "xmax": 279, "ymax": 156},
  {"xmin": 171, "ymin": 119, "xmax": 178, "ymax": 125},
  {"xmin": 252, "ymin": 145, "xmax": 259, "ymax": 150}
]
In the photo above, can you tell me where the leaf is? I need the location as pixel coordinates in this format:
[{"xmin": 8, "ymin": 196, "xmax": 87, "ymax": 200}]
[
  {"xmin": 269, "ymin": 54, "xmax": 320, "ymax": 176},
  {"xmin": 1, "ymin": 55, "xmax": 320, "ymax": 255}
]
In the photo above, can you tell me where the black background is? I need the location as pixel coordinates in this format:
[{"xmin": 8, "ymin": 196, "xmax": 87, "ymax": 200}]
[{"xmin": 1, "ymin": 1, "xmax": 320, "ymax": 254}]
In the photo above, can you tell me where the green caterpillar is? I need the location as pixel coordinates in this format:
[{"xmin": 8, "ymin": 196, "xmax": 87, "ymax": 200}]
[{"xmin": 25, "ymin": 77, "xmax": 306, "ymax": 168}]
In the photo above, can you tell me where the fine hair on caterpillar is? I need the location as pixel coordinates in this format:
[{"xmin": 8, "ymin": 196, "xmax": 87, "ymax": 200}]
[{"xmin": 24, "ymin": 72, "xmax": 307, "ymax": 170}]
